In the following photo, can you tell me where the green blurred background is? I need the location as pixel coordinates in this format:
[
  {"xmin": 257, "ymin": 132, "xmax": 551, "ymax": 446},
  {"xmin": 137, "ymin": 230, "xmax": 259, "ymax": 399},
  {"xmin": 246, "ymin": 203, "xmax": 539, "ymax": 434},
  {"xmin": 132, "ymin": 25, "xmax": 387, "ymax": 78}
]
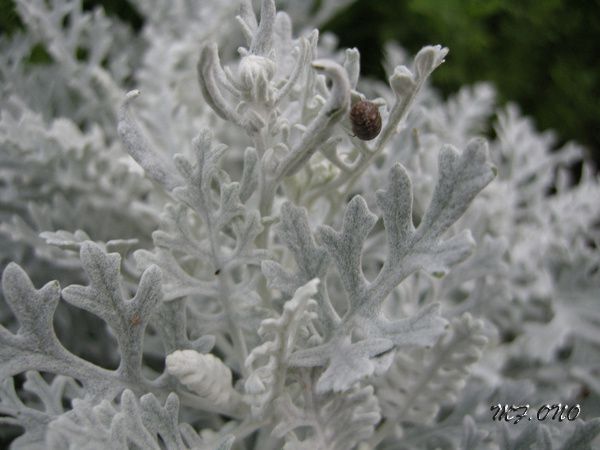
[{"xmin": 1, "ymin": 0, "xmax": 599, "ymax": 164}]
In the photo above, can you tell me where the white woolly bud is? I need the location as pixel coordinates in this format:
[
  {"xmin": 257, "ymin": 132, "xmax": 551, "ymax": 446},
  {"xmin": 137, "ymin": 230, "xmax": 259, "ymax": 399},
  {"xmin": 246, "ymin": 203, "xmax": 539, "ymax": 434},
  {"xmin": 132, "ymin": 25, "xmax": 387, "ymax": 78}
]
[
  {"xmin": 311, "ymin": 159, "xmax": 340, "ymax": 185},
  {"xmin": 166, "ymin": 350, "xmax": 235, "ymax": 405},
  {"xmin": 238, "ymin": 55, "xmax": 275, "ymax": 91}
]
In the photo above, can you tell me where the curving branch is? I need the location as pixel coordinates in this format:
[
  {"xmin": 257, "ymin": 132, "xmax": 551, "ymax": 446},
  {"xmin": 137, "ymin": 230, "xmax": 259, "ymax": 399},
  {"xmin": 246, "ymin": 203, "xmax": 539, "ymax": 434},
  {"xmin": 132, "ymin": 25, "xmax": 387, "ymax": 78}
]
[
  {"xmin": 275, "ymin": 59, "xmax": 351, "ymax": 180},
  {"xmin": 117, "ymin": 91, "xmax": 183, "ymax": 191}
]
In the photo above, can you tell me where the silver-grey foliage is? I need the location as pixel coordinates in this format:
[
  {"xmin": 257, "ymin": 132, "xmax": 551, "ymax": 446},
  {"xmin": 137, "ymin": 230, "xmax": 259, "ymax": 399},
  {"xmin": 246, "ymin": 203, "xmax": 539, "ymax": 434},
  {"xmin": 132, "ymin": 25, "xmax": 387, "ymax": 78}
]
[{"xmin": 1, "ymin": 0, "xmax": 599, "ymax": 448}]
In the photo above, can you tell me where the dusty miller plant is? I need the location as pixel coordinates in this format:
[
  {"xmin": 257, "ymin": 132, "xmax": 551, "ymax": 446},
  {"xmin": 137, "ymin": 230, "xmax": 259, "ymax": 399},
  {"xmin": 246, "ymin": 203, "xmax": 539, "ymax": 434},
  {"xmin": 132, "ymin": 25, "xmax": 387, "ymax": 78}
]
[{"xmin": 1, "ymin": 0, "xmax": 600, "ymax": 449}]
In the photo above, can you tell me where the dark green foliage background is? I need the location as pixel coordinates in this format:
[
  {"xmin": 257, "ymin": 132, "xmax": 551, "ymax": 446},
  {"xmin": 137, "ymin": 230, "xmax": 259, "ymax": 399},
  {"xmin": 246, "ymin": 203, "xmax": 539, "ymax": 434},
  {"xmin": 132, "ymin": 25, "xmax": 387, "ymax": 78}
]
[{"xmin": 1, "ymin": 0, "xmax": 599, "ymax": 163}]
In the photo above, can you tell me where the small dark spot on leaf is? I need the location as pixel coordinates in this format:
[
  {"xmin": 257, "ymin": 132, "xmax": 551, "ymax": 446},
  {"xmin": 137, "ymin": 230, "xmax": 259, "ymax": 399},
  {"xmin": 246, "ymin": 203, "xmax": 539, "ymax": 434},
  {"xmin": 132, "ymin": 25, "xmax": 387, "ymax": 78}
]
[{"xmin": 130, "ymin": 314, "xmax": 141, "ymax": 326}]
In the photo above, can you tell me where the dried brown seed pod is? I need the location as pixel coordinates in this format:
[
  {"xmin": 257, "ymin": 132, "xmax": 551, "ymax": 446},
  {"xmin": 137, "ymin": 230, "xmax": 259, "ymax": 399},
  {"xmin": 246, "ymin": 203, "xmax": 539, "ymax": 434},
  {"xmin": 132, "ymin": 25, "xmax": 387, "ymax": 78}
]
[{"xmin": 350, "ymin": 100, "xmax": 382, "ymax": 140}]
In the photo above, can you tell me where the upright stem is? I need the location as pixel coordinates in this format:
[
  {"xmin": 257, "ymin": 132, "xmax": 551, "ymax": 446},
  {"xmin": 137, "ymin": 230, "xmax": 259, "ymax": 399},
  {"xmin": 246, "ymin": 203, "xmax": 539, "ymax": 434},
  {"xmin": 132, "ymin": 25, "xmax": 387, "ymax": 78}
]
[
  {"xmin": 208, "ymin": 216, "xmax": 249, "ymax": 373},
  {"xmin": 255, "ymin": 175, "xmax": 276, "ymax": 307}
]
